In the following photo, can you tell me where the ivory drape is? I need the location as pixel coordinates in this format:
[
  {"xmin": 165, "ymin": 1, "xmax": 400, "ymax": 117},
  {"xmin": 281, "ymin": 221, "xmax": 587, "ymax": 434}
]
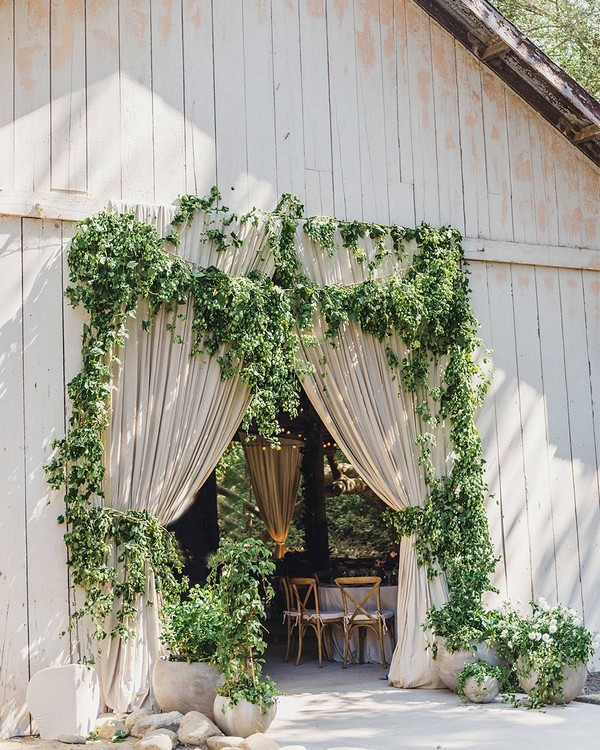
[
  {"xmin": 98, "ymin": 204, "xmax": 271, "ymax": 711},
  {"xmin": 241, "ymin": 435, "xmax": 302, "ymax": 557},
  {"xmin": 295, "ymin": 226, "xmax": 449, "ymax": 687}
]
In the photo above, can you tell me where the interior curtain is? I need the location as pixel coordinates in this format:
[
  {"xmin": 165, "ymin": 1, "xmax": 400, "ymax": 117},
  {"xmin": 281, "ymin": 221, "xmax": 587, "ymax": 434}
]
[
  {"xmin": 295, "ymin": 226, "xmax": 450, "ymax": 688},
  {"xmin": 97, "ymin": 203, "xmax": 271, "ymax": 711},
  {"xmin": 241, "ymin": 434, "xmax": 302, "ymax": 558}
]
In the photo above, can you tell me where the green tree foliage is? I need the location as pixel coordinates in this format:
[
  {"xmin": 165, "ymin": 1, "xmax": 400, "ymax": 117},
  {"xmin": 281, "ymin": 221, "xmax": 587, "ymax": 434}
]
[{"xmin": 494, "ymin": 0, "xmax": 600, "ymax": 98}]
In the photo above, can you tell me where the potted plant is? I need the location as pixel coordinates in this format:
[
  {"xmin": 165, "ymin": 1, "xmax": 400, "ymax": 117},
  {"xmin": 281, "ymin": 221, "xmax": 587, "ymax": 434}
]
[
  {"xmin": 209, "ymin": 538, "xmax": 278, "ymax": 738},
  {"xmin": 425, "ymin": 601, "xmax": 485, "ymax": 691},
  {"xmin": 456, "ymin": 661, "xmax": 505, "ymax": 703},
  {"xmin": 506, "ymin": 598, "xmax": 597, "ymax": 707},
  {"xmin": 153, "ymin": 584, "xmax": 224, "ymax": 718}
]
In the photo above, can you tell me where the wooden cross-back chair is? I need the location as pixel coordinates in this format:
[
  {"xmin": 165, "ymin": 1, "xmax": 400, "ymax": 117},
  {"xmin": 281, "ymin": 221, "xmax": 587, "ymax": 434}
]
[
  {"xmin": 334, "ymin": 576, "xmax": 396, "ymax": 668},
  {"xmin": 287, "ymin": 576, "xmax": 345, "ymax": 667}
]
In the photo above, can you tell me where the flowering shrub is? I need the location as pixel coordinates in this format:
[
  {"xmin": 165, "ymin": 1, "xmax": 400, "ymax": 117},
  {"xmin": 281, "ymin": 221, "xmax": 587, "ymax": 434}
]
[{"xmin": 488, "ymin": 597, "xmax": 598, "ymax": 707}]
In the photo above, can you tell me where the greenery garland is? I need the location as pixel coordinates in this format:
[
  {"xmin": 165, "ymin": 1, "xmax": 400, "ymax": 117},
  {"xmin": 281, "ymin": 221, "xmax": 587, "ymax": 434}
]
[{"xmin": 46, "ymin": 187, "xmax": 496, "ymax": 647}]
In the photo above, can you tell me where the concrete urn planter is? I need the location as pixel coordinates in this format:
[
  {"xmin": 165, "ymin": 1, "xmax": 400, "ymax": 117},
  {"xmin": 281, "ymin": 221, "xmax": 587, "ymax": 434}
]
[
  {"xmin": 462, "ymin": 675, "xmax": 501, "ymax": 703},
  {"xmin": 152, "ymin": 659, "xmax": 223, "ymax": 720},
  {"xmin": 213, "ymin": 695, "xmax": 277, "ymax": 738},
  {"xmin": 26, "ymin": 664, "xmax": 100, "ymax": 739},
  {"xmin": 518, "ymin": 659, "xmax": 587, "ymax": 704},
  {"xmin": 433, "ymin": 638, "xmax": 479, "ymax": 692}
]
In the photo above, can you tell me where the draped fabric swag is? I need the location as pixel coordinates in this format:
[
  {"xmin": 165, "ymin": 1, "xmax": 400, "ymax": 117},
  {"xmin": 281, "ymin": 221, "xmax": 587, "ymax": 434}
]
[
  {"xmin": 241, "ymin": 435, "xmax": 303, "ymax": 558},
  {"xmin": 294, "ymin": 226, "xmax": 450, "ymax": 688},
  {"xmin": 98, "ymin": 204, "xmax": 271, "ymax": 712},
  {"xmin": 92, "ymin": 203, "xmax": 457, "ymax": 706}
]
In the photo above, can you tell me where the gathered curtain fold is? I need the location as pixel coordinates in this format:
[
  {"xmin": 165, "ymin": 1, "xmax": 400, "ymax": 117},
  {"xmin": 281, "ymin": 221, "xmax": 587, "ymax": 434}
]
[
  {"xmin": 98, "ymin": 203, "xmax": 271, "ymax": 712},
  {"xmin": 241, "ymin": 434, "xmax": 303, "ymax": 558},
  {"xmin": 294, "ymin": 226, "xmax": 450, "ymax": 687}
]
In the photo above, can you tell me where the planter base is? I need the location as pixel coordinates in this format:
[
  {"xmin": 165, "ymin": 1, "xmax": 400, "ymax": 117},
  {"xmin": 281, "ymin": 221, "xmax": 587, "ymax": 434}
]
[
  {"xmin": 213, "ymin": 696, "xmax": 276, "ymax": 738},
  {"xmin": 152, "ymin": 659, "xmax": 223, "ymax": 719},
  {"xmin": 518, "ymin": 661, "xmax": 587, "ymax": 704}
]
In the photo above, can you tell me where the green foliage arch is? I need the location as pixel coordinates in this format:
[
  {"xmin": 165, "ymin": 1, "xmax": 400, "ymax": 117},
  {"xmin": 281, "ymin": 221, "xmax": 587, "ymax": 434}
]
[{"xmin": 46, "ymin": 188, "xmax": 496, "ymax": 646}]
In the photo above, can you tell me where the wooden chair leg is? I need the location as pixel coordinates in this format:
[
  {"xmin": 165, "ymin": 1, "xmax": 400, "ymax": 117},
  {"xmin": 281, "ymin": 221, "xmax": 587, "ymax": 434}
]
[
  {"xmin": 296, "ymin": 622, "xmax": 304, "ymax": 665},
  {"xmin": 316, "ymin": 623, "xmax": 324, "ymax": 667},
  {"xmin": 323, "ymin": 626, "xmax": 334, "ymax": 662},
  {"xmin": 284, "ymin": 618, "xmax": 292, "ymax": 663}
]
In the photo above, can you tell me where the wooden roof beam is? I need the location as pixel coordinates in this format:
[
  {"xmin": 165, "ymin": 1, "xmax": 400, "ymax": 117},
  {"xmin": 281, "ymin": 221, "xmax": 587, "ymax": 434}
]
[
  {"xmin": 573, "ymin": 124, "xmax": 600, "ymax": 145},
  {"xmin": 480, "ymin": 36, "xmax": 511, "ymax": 62}
]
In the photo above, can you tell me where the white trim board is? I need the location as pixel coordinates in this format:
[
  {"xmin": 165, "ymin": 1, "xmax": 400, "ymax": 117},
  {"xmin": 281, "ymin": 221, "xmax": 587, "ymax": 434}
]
[{"xmin": 0, "ymin": 192, "xmax": 598, "ymax": 272}]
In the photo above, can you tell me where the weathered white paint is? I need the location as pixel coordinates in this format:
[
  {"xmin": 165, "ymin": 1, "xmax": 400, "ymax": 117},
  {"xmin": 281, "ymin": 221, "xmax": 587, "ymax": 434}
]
[{"xmin": 1, "ymin": 0, "xmax": 600, "ymax": 736}]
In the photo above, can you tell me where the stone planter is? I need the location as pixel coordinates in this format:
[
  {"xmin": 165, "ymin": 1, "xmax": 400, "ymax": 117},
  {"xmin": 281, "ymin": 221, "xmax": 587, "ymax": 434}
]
[
  {"xmin": 26, "ymin": 664, "xmax": 100, "ymax": 740},
  {"xmin": 213, "ymin": 696, "xmax": 277, "ymax": 738},
  {"xmin": 152, "ymin": 659, "xmax": 223, "ymax": 720},
  {"xmin": 462, "ymin": 675, "xmax": 501, "ymax": 703},
  {"xmin": 518, "ymin": 659, "xmax": 587, "ymax": 704},
  {"xmin": 433, "ymin": 638, "xmax": 479, "ymax": 692}
]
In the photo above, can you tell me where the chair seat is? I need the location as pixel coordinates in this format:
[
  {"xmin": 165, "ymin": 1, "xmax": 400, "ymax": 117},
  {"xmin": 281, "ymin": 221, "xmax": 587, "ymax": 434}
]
[
  {"xmin": 349, "ymin": 609, "xmax": 394, "ymax": 622},
  {"xmin": 302, "ymin": 609, "xmax": 345, "ymax": 622},
  {"xmin": 318, "ymin": 610, "xmax": 345, "ymax": 622}
]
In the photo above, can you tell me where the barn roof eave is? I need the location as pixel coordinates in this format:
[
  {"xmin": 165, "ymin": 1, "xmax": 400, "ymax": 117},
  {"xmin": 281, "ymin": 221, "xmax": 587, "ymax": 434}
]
[{"xmin": 414, "ymin": 0, "xmax": 600, "ymax": 167}]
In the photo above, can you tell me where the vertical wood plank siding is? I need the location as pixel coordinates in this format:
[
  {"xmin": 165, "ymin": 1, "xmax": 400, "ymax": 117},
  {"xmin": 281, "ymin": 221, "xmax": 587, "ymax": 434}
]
[{"xmin": 1, "ymin": 0, "xmax": 599, "ymax": 736}]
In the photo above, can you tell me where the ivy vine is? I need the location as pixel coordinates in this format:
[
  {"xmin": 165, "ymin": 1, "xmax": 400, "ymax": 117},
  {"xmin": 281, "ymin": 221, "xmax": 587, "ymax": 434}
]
[{"xmin": 46, "ymin": 187, "xmax": 496, "ymax": 649}]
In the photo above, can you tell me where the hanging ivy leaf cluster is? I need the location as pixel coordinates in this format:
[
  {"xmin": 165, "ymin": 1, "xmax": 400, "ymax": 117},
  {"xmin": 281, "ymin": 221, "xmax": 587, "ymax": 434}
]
[{"xmin": 46, "ymin": 186, "xmax": 496, "ymax": 648}]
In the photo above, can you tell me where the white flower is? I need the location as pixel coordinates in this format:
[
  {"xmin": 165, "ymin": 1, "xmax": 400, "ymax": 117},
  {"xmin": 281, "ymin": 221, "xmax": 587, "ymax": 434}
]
[
  {"xmin": 528, "ymin": 632, "xmax": 536, "ymax": 640},
  {"xmin": 567, "ymin": 608, "xmax": 578, "ymax": 617},
  {"xmin": 507, "ymin": 641, "xmax": 513, "ymax": 649},
  {"xmin": 573, "ymin": 617, "xmax": 582, "ymax": 627},
  {"xmin": 537, "ymin": 596, "xmax": 551, "ymax": 612},
  {"xmin": 549, "ymin": 622, "xmax": 557, "ymax": 633},
  {"xmin": 534, "ymin": 632, "xmax": 542, "ymax": 641},
  {"xmin": 542, "ymin": 633, "xmax": 552, "ymax": 644},
  {"xmin": 501, "ymin": 630, "xmax": 508, "ymax": 639}
]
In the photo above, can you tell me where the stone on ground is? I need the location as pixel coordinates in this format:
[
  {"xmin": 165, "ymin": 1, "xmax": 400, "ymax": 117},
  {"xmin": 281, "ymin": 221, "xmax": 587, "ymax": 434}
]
[
  {"xmin": 206, "ymin": 737, "xmax": 245, "ymax": 750},
  {"xmin": 135, "ymin": 735, "xmax": 173, "ymax": 750},
  {"xmin": 125, "ymin": 710, "xmax": 153, "ymax": 733},
  {"xmin": 132, "ymin": 712, "xmax": 183, "ymax": 738},
  {"xmin": 178, "ymin": 711, "xmax": 223, "ymax": 746},
  {"xmin": 239, "ymin": 734, "xmax": 279, "ymax": 750},
  {"xmin": 96, "ymin": 715, "xmax": 128, "ymax": 739},
  {"xmin": 144, "ymin": 728, "xmax": 177, "ymax": 748}
]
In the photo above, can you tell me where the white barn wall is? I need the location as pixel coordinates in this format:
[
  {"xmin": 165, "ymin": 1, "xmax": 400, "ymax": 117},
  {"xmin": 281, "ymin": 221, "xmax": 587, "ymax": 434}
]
[{"xmin": 1, "ymin": 0, "xmax": 599, "ymax": 736}]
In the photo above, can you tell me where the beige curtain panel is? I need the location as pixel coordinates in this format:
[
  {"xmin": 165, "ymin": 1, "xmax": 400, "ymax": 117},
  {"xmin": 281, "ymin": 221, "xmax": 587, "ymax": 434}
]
[
  {"xmin": 241, "ymin": 434, "xmax": 303, "ymax": 557},
  {"xmin": 98, "ymin": 203, "xmax": 271, "ymax": 712},
  {"xmin": 295, "ymin": 225, "xmax": 450, "ymax": 688}
]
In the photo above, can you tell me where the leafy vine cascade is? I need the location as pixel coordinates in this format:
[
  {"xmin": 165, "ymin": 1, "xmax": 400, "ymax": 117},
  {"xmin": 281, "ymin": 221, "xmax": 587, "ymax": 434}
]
[{"xmin": 46, "ymin": 188, "xmax": 496, "ymax": 646}]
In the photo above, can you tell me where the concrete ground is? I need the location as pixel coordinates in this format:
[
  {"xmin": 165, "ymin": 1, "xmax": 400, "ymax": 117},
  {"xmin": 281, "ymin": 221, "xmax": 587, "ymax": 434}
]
[
  {"xmin": 2, "ymin": 644, "xmax": 597, "ymax": 750},
  {"xmin": 264, "ymin": 644, "xmax": 599, "ymax": 750}
]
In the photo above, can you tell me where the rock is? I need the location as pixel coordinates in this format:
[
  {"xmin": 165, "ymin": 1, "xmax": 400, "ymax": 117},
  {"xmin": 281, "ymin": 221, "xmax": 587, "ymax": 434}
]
[
  {"xmin": 144, "ymin": 729, "xmax": 178, "ymax": 748},
  {"xmin": 239, "ymin": 734, "xmax": 280, "ymax": 750},
  {"xmin": 125, "ymin": 710, "xmax": 153, "ymax": 733},
  {"xmin": 56, "ymin": 734, "xmax": 87, "ymax": 744},
  {"xmin": 133, "ymin": 712, "xmax": 184, "ymax": 738},
  {"xmin": 207, "ymin": 738, "xmax": 245, "ymax": 750},
  {"xmin": 96, "ymin": 715, "xmax": 128, "ymax": 739},
  {"xmin": 135, "ymin": 735, "xmax": 173, "ymax": 750},
  {"xmin": 178, "ymin": 711, "xmax": 223, "ymax": 746}
]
